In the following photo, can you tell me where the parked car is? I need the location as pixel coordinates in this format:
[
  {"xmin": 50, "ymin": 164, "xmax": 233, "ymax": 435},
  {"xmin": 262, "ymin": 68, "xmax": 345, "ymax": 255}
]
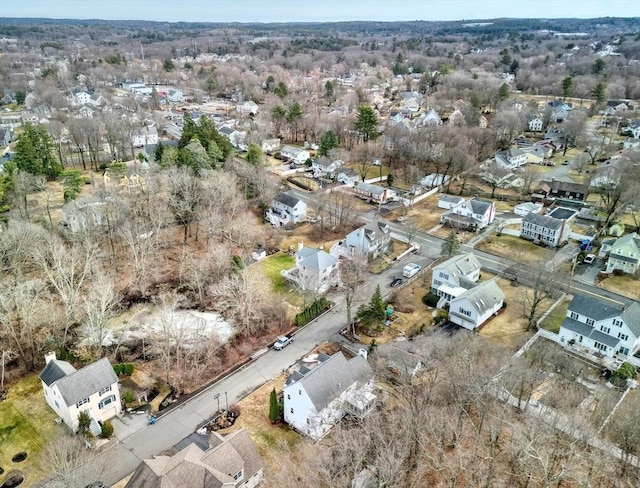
[
  {"xmin": 583, "ymin": 254, "xmax": 596, "ymax": 265},
  {"xmin": 390, "ymin": 277, "xmax": 404, "ymax": 287},
  {"xmin": 562, "ymin": 160, "xmax": 570, "ymax": 165},
  {"xmin": 402, "ymin": 263, "xmax": 421, "ymax": 278},
  {"xmin": 273, "ymin": 335, "xmax": 293, "ymax": 350}
]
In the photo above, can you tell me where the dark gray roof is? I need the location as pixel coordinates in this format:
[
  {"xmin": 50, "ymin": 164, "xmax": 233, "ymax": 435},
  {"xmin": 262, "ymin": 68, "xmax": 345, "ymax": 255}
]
[
  {"xmin": 622, "ymin": 303, "xmax": 640, "ymax": 336},
  {"xmin": 469, "ymin": 197, "xmax": 492, "ymax": 215},
  {"xmin": 560, "ymin": 317, "xmax": 620, "ymax": 348},
  {"xmin": 568, "ymin": 294, "xmax": 622, "ymax": 322},
  {"xmin": 609, "ymin": 252, "xmax": 639, "ymax": 264},
  {"xmin": 54, "ymin": 357, "xmax": 119, "ymax": 406},
  {"xmin": 286, "ymin": 353, "xmax": 373, "ymax": 412},
  {"xmin": 39, "ymin": 359, "xmax": 77, "ymax": 387},
  {"xmin": 522, "ymin": 212, "xmax": 564, "ymax": 230},
  {"xmin": 273, "ymin": 192, "xmax": 301, "ymax": 209},
  {"xmin": 452, "ymin": 280, "xmax": 504, "ymax": 314}
]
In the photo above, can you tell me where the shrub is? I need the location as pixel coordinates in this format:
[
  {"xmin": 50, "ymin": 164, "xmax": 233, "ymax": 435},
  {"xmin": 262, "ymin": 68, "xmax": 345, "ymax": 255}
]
[
  {"xmin": 77, "ymin": 411, "xmax": 92, "ymax": 437},
  {"xmin": 422, "ymin": 292, "xmax": 440, "ymax": 307},
  {"xmin": 122, "ymin": 363, "xmax": 135, "ymax": 376},
  {"xmin": 612, "ymin": 362, "xmax": 637, "ymax": 386},
  {"xmin": 100, "ymin": 420, "xmax": 114, "ymax": 438},
  {"xmin": 502, "ymin": 300, "xmax": 507, "ymax": 309},
  {"xmin": 113, "ymin": 364, "xmax": 123, "ymax": 376},
  {"xmin": 123, "ymin": 389, "xmax": 135, "ymax": 404},
  {"xmin": 433, "ymin": 310, "xmax": 449, "ymax": 325},
  {"xmin": 295, "ymin": 298, "xmax": 331, "ymax": 326}
]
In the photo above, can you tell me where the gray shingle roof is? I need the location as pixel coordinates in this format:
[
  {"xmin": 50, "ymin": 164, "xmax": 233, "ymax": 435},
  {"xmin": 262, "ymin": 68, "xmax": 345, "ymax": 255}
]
[
  {"xmin": 298, "ymin": 248, "xmax": 338, "ymax": 271},
  {"xmin": 568, "ymin": 294, "xmax": 622, "ymax": 322},
  {"xmin": 39, "ymin": 360, "xmax": 77, "ymax": 386},
  {"xmin": 273, "ymin": 192, "xmax": 301, "ymax": 209},
  {"xmin": 439, "ymin": 194, "xmax": 465, "ymax": 204},
  {"xmin": 452, "ymin": 280, "xmax": 504, "ymax": 314},
  {"xmin": 436, "ymin": 253, "xmax": 482, "ymax": 286},
  {"xmin": 522, "ymin": 212, "xmax": 564, "ymax": 230},
  {"xmin": 287, "ymin": 353, "xmax": 373, "ymax": 412},
  {"xmin": 355, "ymin": 182, "xmax": 386, "ymax": 197},
  {"xmin": 560, "ymin": 317, "xmax": 620, "ymax": 348},
  {"xmin": 468, "ymin": 197, "xmax": 493, "ymax": 215},
  {"xmin": 53, "ymin": 357, "xmax": 118, "ymax": 406}
]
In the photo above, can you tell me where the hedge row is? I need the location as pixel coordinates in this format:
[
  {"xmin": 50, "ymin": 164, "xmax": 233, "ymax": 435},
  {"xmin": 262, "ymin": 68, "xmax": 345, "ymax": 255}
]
[
  {"xmin": 295, "ymin": 298, "xmax": 331, "ymax": 327},
  {"xmin": 113, "ymin": 363, "xmax": 135, "ymax": 376}
]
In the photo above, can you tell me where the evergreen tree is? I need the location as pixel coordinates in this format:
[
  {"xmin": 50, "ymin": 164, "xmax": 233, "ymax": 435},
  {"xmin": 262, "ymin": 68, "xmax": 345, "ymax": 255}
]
[
  {"xmin": 318, "ymin": 130, "xmax": 339, "ymax": 157},
  {"xmin": 62, "ymin": 169, "xmax": 85, "ymax": 202},
  {"xmin": 154, "ymin": 142, "xmax": 164, "ymax": 163},
  {"xmin": 561, "ymin": 76, "xmax": 574, "ymax": 100},
  {"xmin": 14, "ymin": 124, "xmax": 62, "ymax": 180},
  {"xmin": 591, "ymin": 82, "xmax": 607, "ymax": 105},
  {"xmin": 268, "ymin": 388, "xmax": 279, "ymax": 423},
  {"xmin": 354, "ymin": 105, "xmax": 379, "ymax": 142},
  {"xmin": 246, "ymin": 143, "xmax": 263, "ymax": 165},
  {"xmin": 357, "ymin": 284, "xmax": 387, "ymax": 330},
  {"xmin": 592, "ymin": 58, "xmax": 606, "ymax": 75},
  {"xmin": 497, "ymin": 83, "xmax": 510, "ymax": 102},
  {"xmin": 181, "ymin": 138, "xmax": 211, "ymax": 174},
  {"xmin": 286, "ymin": 102, "xmax": 304, "ymax": 142},
  {"xmin": 441, "ymin": 230, "xmax": 461, "ymax": 258},
  {"xmin": 324, "ymin": 80, "xmax": 334, "ymax": 101}
]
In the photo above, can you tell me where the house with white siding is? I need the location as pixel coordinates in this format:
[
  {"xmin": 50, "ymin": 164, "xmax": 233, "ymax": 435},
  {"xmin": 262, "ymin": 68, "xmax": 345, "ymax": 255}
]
[
  {"xmin": 331, "ymin": 222, "xmax": 391, "ymax": 262},
  {"xmin": 284, "ymin": 352, "xmax": 375, "ymax": 440},
  {"xmin": 602, "ymin": 232, "xmax": 640, "ymax": 274},
  {"xmin": 39, "ymin": 353, "xmax": 121, "ymax": 434},
  {"xmin": 449, "ymin": 280, "xmax": 505, "ymax": 330},
  {"xmin": 431, "ymin": 253, "xmax": 482, "ymax": 306},
  {"xmin": 440, "ymin": 197, "xmax": 496, "ymax": 230},
  {"xmin": 281, "ymin": 246, "xmax": 340, "ymax": 293},
  {"xmin": 265, "ymin": 192, "xmax": 307, "ymax": 226},
  {"xmin": 520, "ymin": 212, "xmax": 571, "ymax": 248},
  {"xmin": 559, "ymin": 295, "xmax": 640, "ymax": 359},
  {"xmin": 281, "ymin": 145, "xmax": 310, "ymax": 165}
]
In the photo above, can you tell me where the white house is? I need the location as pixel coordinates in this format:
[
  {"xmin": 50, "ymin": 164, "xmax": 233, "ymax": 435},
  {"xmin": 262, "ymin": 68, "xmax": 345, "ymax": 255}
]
[
  {"xmin": 125, "ymin": 428, "xmax": 265, "ymax": 488},
  {"xmin": 520, "ymin": 212, "xmax": 571, "ymax": 248},
  {"xmin": 72, "ymin": 89, "xmax": 92, "ymax": 105},
  {"xmin": 449, "ymin": 280, "xmax": 505, "ymax": 330},
  {"xmin": 602, "ymin": 232, "xmax": 640, "ymax": 274},
  {"xmin": 281, "ymin": 246, "xmax": 340, "ymax": 293},
  {"xmin": 415, "ymin": 108, "xmax": 442, "ymax": 127},
  {"xmin": 265, "ymin": 192, "xmax": 307, "ymax": 226},
  {"xmin": 261, "ymin": 138, "xmax": 281, "ymax": 153},
  {"xmin": 39, "ymin": 353, "xmax": 121, "ymax": 434},
  {"xmin": 131, "ymin": 126, "xmax": 159, "ymax": 147},
  {"xmin": 528, "ymin": 116, "xmax": 544, "ymax": 132},
  {"xmin": 336, "ymin": 168, "xmax": 359, "ymax": 187},
  {"xmin": 281, "ymin": 145, "xmax": 310, "ymax": 165},
  {"xmin": 237, "ymin": 100, "xmax": 259, "ymax": 115},
  {"xmin": 284, "ymin": 352, "xmax": 375, "ymax": 440},
  {"xmin": 331, "ymin": 222, "xmax": 391, "ymax": 261},
  {"xmin": 622, "ymin": 121, "xmax": 640, "ymax": 139},
  {"xmin": 494, "ymin": 148, "xmax": 527, "ymax": 169},
  {"xmin": 438, "ymin": 194, "xmax": 465, "ymax": 210},
  {"xmin": 547, "ymin": 99, "xmax": 573, "ymax": 122},
  {"xmin": 419, "ymin": 173, "xmax": 449, "ymax": 189},
  {"xmin": 441, "ymin": 197, "xmax": 496, "ymax": 230},
  {"xmin": 431, "ymin": 253, "xmax": 482, "ymax": 305},
  {"xmin": 559, "ymin": 294, "xmax": 640, "ymax": 359},
  {"xmin": 219, "ymin": 125, "xmax": 246, "ymax": 149},
  {"xmin": 514, "ymin": 202, "xmax": 543, "ymax": 216},
  {"xmin": 311, "ymin": 156, "xmax": 342, "ymax": 177},
  {"xmin": 167, "ymin": 89, "xmax": 183, "ymax": 103}
]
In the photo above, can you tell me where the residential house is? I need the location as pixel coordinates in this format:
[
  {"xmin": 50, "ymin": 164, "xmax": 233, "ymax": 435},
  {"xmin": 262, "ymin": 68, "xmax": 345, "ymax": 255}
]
[
  {"xmin": 478, "ymin": 115, "xmax": 488, "ymax": 129},
  {"xmin": 72, "ymin": 89, "xmax": 92, "ymax": 105},
  {"xmin": 0, "ymin": 111, "xmax": 22, "ymax": 129},
  {"xmin": 520, "ymin": 145, "xmax": 547, "ymax": 165},
  {"xmin": 311, "ymin": 156, "xmax": 342, "ymax": 177},
  {"xmin": 542, "ymin": 127, "xmax": 566, "ymax": 145},
  {"xmin": 39, "ymin": 353, "xmax": 121, "ymax": 434},
  {"xmin": 448, "ymin": 108, "xmax": 466, "ymax": 126},
  {"xmin": 419, "ymin": 173, "xmax": 449, "ymax": 189},
  {"xmin": 622, "ymin": 121, "xmax": 640, "ymax": 139},
  {"xmin": 514, "ymin": 202, "xmax": 543, "ymax": 216},
  {"xmin": 125, "ymin": 428, "xmax": 265, "ymax": 488},
  {"xmin": 520, "ymin": 212, "xmax": 571, "ymax": 247},
  {"xmin": 401, "ymin": 91, "xmax": 422, "ymax": 115},
  {"xmin": 534, "ymin": 180, "xmax": 588, "ymax": 201},
  {"xmin": 88, "ymin": 93, "xmax": 105, "ymax": 107},
  {"xmin": 438, "ymin": 194, "xmax": 465, "ymax": 210},
  {"xmin": 547, "ymin": 99, "xmax": 573, "ymax": 122},
  {"xmin": 237, "ymin": 100, "xmax": 259, "ymax": 115},
  {"xmin": 441, "ymin": 196, "xmax": 496, "ymax": 230},
  {"xmin": 415, "ymin": 108, "xmax": 442, "ymax": 127},
  {"xmin": 331, "ymin": 221, "xmax": 391, "ymax": 261},
  {"xmin": 74, "ymin": 105, "xmax": 94, "ymax": 119},
  {"xmin": 494, "ymin": 148, "xmax": 527, "ymax": 169},
  {"xmin": 132, "ymin": 125, "xmax": 159, "ymax": 147},
  {"xmin": 61, "ymin": 196, "xmax": 126, "ymax": 233},
  {"xmin": 0, "ymin": 127, "xmax": 12, "ymax": 147},
  {"xmin": 219, "ymin": 126, "xmax": 246, "ymax": 149},
  {"xmin": 528, "ymin": 116, "xmax": 544, "ymax": 132},
  {"xmin": 284, "ymin": 352, "xmax": 375, "ymax": 440},
  {"xmin": 281, "ymin": 246, "xmax": 340, "ymax": 293},
  {"xmin": 602, "ymin": 233, "xmax": 640, "ymax": 274},
  {"xmin": 20, "ymin": 111, "xmax": 39, "ymax": 125},
  {"xmin": 449, "ymin": 280, "xmax": 505, "ymax": 330},
  {"xmin": 261, "ymin": 138, "xmax": 281, "ymax": 153},
  {"xmin": 167, "ymin": 89, "xmax": 184, "ymax": 103},
  {"xmin": 337, "ymin": 168, "xmax": 359, "ymax": 187},
  {"xmin": 430, "ymin": 253, "xmax": 482, "ymax": 305},
  {"xmin": 605, "ymin": 100, "xmax": 634, "ymax": 115},
  {"xmin": 559, "ymin": 294, "xmax": 640, "ymax": 359},
  {"xmin": 495, "ymin": 173, "xmax": 525, "ymax": 189},
  {"xmin": 265, "ymin": 192, "xmax": 307, "ymax": 226},
  {"xmin": 281, "ymin": 145, "xmax": 311, "ymax": 165},
  {"xmin": 354, "ymin": 182, "xmax": 395, "ymax": 204},
  {"xmin": 384, "ymin": 347, "xmax": 424, "ymax": 382}
]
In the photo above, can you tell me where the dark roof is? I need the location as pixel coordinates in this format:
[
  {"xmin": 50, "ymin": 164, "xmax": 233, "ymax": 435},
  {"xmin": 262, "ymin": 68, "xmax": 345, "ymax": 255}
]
[
  {"xmin": 273, "ymin": 192, "xmax": 301, "ymax": 209},
  {"xmin": 54, "ymin": 358, "xmax": 118, "ymax": 406},
  {"xmin": 538, "ymin": 180, "xmax": 588, "ymax": 195},
  {"xmin": 560, "ymin": 317, "xmax": 620, "ymax": 348},
  {"xmin": 39, "ymin": 360, "xmax": 77, "ymax": 387},
  {"xmin": 522, "ymin": 212, "xmax": 564, "ymax": 230},
  {"xmin": 568, "ymin": 294, "xmax": 622, "ymax": 321},
  {"xmin": 468, "ymin": 197, "xmax": 493, "ymax": 215}
]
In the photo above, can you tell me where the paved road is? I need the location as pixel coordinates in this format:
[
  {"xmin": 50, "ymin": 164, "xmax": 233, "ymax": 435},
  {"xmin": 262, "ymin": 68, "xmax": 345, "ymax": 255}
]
[{"xmin": 92, "ymin": 249, "xmax": 430, "ymax": 486}]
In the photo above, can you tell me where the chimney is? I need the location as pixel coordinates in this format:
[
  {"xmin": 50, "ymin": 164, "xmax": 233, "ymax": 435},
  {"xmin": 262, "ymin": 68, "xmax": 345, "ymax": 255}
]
[
  {"xmin": 298, "ymin": 242, "xmax": 303, "ymax": 252},
  {"xmin": 44, "ymin": 351, "xmax": 57, "ymax": 364},
  {"xmin": 358, "ymin": 348, "xmax": 368, "ymax": 360}
]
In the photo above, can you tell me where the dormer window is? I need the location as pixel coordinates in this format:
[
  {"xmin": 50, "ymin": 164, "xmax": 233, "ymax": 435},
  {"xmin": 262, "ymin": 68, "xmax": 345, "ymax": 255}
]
[{"xmin": 233, "ymin": 470, "xmax": 243, "ymax": 481}]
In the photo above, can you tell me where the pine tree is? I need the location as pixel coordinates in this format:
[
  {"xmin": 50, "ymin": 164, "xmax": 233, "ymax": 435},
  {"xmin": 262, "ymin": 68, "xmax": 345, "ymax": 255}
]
[
  {"xmin": 441, "ymin": 230, "xmax": 461, "ymax": 258},
  {"xmin": 268, "ymin": 388, "xmax": 279, "ymax": 423},
  {"xmin": 561, "ymin": 76, "xmax": 574, "ymax": 100},
  {"xmin": 246, "ymin": 143, "xmax": 263, "ymax": 165},
  {"xmin": 318, "ymin": 130, "xmax": 339, "ymax": 157},
  {"xmin": 354, "ymin": 106, "xmax": 379, "ymax": 142},
  {"xmin": 14, "ymin": 124, "xmax": 62, "ymax": 180},
  {"xmin": 357, "ymin": 284, "xmax": 387, "ymax": 330}
]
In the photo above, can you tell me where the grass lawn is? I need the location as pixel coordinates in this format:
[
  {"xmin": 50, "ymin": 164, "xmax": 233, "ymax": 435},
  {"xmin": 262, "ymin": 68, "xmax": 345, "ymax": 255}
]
[
  {"xmin": 0, "ymin": 375, "xmax": 63, "ymax": 484},
  {"xmin": 479, "ymin": 275, "xmax": 536, "ymax": 351},
  {"xmin": 540, "ymin": 296, "xmax": 571, "ymax": 333},
  {"xmin": 598, "ymin": 274, "xmax": 640, "ymax": 300},
  {"xmin": 477, "ymin": 234, "xmax": 554, "ymax": 265},
  {"xmin": 346, "ymin": 163, "xmax": 391, "ymax": 181},
  {"xmin": 252, "ymin": 253, "xmax": 303, "ymax": 307}
]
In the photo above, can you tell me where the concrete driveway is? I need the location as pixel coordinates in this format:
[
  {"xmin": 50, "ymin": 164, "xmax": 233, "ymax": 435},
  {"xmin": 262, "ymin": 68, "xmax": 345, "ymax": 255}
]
[{"xmin": 572, "ymin": 256, "xmax": 605, "ymax": 284}]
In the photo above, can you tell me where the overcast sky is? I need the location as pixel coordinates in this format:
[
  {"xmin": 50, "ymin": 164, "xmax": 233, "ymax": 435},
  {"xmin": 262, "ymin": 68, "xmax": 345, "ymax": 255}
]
[{"xmin": 1, "ymin": 0, "xmax": 638, "ymax": 22}]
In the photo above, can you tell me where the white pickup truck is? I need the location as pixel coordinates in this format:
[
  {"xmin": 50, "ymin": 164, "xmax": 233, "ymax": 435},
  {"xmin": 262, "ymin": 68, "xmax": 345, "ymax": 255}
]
[{"xmin": 273, "ymin": 335, "xmax": 293, "ymax": 350}]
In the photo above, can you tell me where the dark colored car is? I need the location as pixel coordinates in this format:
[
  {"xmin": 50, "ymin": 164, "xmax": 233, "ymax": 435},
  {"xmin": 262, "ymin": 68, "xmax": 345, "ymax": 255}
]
[{"xmin": 390, "ymin": 277, "xmax": 404, "ymax": 288}]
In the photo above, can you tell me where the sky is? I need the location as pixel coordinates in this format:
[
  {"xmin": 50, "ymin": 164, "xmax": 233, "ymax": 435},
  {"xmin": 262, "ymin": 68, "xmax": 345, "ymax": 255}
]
[{"xmin": 1, "ymin": 0, "xmax": 638, "ymax": 23}]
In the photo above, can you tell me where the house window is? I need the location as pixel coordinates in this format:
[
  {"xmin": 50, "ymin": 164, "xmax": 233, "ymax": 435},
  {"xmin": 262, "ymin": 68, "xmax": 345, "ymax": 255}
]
[
  {"xmin": 594, "ymin": 342, "xmax": 607, "ymax": 352},
  {"xmin": 458, "ymin": 307, "xmax": 472, "ymax": 317},
  {"xmin": 586, "ymin": 318, "xmax": 595, "ymax": 326},
  {"xmin": 98, "ymin": 395, "xmax": 116, "ymax": 410},
  {"xmin": 618, "ymin": 333, "xmax": 629, "ymax": 341},
  {"xmin": 54, "ymin": 400, "xmax": 59, "ymax": 409},
  {"xmin": 233, "ymin": 470, "xmax": 243, "ymax": 481},
  {"xmin": 298, "ymin": 389, "xmax": 302, "ymax": 395},
  {"xmin": 433, "ymin": 279, "xmax": 442, "ymax": 286},
  {"xmin": 287, "ymin": 394, "xmax": 290, "ymax": 400},
  {"xmin": 600, "ymin": 326, "xmax": 611, "ymax": 334},
  {"xmin": 569, "ymin": 312, "xmax": 579, "ymax": 320},
  {"xmin": 439, "ymin": 272, "xmax": 449, "ymax": 280},
  {"xmin": 613, "ymin": 319, "xmax": 622, "ymax": 327},
  {"xmin": 76, "ymin": 397, "xmax": 89, "ymax": 408},
  {"xmin": 98, "ymin": 385, "xmax": 112, "ymax": 396},
  {"xmin": 619, "ymin": 347, "xmax": 630, "ymax": 355},
  {"xmin": 290, "ymin": 408, "xmax": 294, "ymax": 414}
]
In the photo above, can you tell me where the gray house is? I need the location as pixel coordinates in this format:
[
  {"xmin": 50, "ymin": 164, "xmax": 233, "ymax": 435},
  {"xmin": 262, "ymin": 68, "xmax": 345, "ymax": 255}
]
[
  {"xmin": 331, "ymin": 222, "xmax": 391, "ymax": 261},
  {"xmin": 520, "ymin": 212, "xmax": 571, "ymax": 248}
]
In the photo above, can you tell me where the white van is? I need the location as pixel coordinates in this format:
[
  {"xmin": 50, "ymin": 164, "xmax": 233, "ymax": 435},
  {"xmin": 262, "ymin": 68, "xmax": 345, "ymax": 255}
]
[{"xmin": 402, "ymin": 263, "xmax": 421, "ymax": 278}]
